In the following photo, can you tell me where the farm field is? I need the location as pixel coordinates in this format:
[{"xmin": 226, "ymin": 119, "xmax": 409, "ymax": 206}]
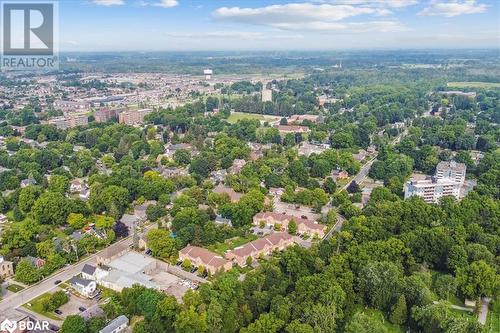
[{"xmin": 447, "ymin": 82, "xmax": 500, "ymax": 88}]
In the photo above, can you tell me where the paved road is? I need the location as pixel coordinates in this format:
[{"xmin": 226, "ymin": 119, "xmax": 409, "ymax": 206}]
[
  {"xmin": 479, "ymin": 297, "xmax": 491, "ymax": 325},
  {"xmin": 0, "ymin": 236, "xmax": 132, "ymax": 322}
]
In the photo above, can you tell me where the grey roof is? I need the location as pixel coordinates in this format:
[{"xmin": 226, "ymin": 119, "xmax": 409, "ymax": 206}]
[
  {"xmin": 107, "ymin": 251, "xmax": 155, "ymax": 274},
  {"xmin": 120, "ymin": 214, "xmax": 139, "ymax": 226},
  {"xmin": 20, "ymin": 178, "xmax": 36, "ymax": 186},
  {"xmin": 82, "ymin": 264, "xmax": 96, "ymax": 276},
  {"xmin": 70, "ymin": 231, "xmax": 83, "ymax": 241},
  {"xmin": 99, "ymin": 315, "xmax": 129, "ymax": 333},
  {"xmin": 69, "ymin": 276, "xmax": 94, "ymax": 287}
]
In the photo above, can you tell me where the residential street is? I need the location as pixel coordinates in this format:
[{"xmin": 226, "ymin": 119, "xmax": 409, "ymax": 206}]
[{"xmin": 0, "ymin": 236, "xmax": 132, "ymax": 322}]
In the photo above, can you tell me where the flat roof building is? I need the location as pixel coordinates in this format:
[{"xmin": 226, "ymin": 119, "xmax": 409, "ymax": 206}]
[
  {"xmin": 435, "ymin": 160, "xmax": 466, "ymax": 184},
  {"xmin": 404, "ymin": 177, "xmax": 461, "ymax": 203}
]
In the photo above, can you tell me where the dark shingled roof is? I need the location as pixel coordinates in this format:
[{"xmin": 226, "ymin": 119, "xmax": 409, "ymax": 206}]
[{"xmin": 82, "ymin": 264, "xmax": 96, "ymax": 276}]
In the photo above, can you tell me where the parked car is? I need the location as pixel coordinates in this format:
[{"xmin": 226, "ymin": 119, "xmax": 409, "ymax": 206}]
[
  {"xmin": 78, "ymin": 306, "xmax": 86, "ymax": 312},
  {"xmin": 54, "ymin": 280, "xmax": 61, "ymax": 285},
  {"xmin": 49, "ymin": 324, "xmax": 60, "ymax": 331},
  {"xmin": 54, "ymin": 309, "xmax": 62, "ymax": 315}
]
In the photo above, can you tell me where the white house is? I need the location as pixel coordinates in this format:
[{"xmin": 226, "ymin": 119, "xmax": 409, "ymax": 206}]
[
  {"xmin": 69, "ymin": 276, "xmax": 97, "ymax": 298},
  {"xmin": 99, "ymin": 315, "xmax": 129, "ymax": 333}
]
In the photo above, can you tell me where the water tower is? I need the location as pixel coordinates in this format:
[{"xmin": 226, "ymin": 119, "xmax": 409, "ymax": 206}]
[{"xmin": 203, "ymin": 69, "xmax": 213, "ymax": 80}]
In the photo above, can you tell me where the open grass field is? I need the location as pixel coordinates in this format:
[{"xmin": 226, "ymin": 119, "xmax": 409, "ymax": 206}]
[
  {"xmin": 447, "ymin": 82, "xmax": 500, "ymax": 89},
  {"xmin": 23, "ymin": 292, "xmax": 62, "ymax": 321},
  {"xmin": 227, "ymin": 112, "xmax": 282, "ymax": 124}
]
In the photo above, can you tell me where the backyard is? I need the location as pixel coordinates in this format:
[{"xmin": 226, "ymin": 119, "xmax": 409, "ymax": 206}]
[{"xmin": 207, "ymin": 235, "xmax": 258, "ymax": 255}]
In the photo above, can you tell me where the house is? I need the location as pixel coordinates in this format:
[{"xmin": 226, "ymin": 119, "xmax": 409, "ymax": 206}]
[
  {"xmin": 298, "ymin": 142, "xmax": 327, "ymax": 157},
  {"xmin": 214, "ymin": 215, "xmax": 232, "ymax": 227},
  {"xmin": 69, "ymin": 179, "xmax": 85, "ymax": 193},
  {"xmin": 226, "ymin": 233, "xmax": 295, "ymax": 267},
  {"xmin": 229, "ymin": 159, "xmax": 247, "ymax": 174},
  {"xmin": 25, "ymin": 256, "xmax": 45, "ymax": 268},
  {"xmin": 79, "ymin": 188, "xmax": 91, "ymax": 201},
  {"xmin": 210, "ymin": 169, "xmax": 227, "ymax": 183},
  {"xmin": 20, "ymin": 178, "xmax": 36, "ymax": 188},
  {"xmin": 331, "ymin": 170, "xmax": 348, "ymax": 181},
  {"xmin": 0, "ymin": 256, "xmax": 14, "ymax": 279},
  {"xmin": 179, "ymin": 245, "xmax": 232, "ymax": 275},
  {"xmin": 213, "ymin": 184, "xmax": 243, "ymax": 203},
  {"xmin": 70, "ymin": 230, "xmax": 84, "ymax": 241},
  {"xmin": 164, "ymin": 143, "xmax": 194, "ymax": 158},
  {"xmin": 99, "ymin": 315, "xmax": 129, "ymax": 333},
  {"xmin": 253, "ymin": 212, "xmax": 326, "ymax": 238},
  {"xmin": 69, "ymin": 276, "xmax": 97, "ymax": 298},
  {"xmin": 159, "ymin": 167, "xmax": 189, "ymax": 178},
  {"xmin": 134, "ymin": 201, "xmax": 156, "ymax": 221},
  {"xmin": 353, "ymin": 149, "xmax": 368, "ymax": 162},
  {"xmin": 120, "ymin": 214, "xmax": 140, "ymax": 232},
  {"xmin": 81, "ymin": 264, "xmax": 97, "ymax": 280}
]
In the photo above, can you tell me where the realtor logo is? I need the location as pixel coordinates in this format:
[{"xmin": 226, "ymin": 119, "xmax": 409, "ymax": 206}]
[
  {"xmin": 1, "ymin": 1, "xmax": 58, "ymax": 70},
  {"xmin": 0, "ymin": 318, "xmax": 50, "ymax": 332},
  {"xmin": 0, "ymin": 319, "xmax": 17, "ymax": 333}
]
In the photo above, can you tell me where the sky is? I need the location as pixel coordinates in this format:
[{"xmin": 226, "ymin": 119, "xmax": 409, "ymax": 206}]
[{"xmin": 58, "ymin": 0, "xmax": 500, "ymax": 51}]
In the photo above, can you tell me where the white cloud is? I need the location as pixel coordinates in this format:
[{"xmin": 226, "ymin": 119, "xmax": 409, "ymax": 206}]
[
  {"xmin": 273, "ymin": 20, "xmax": 408, "ymax": 32},
  {"xmin": 213, "ymin": 3, "xmax": 407, "ymax": 33},
  {"xmin": 419, "ymin": 0, "xmax": 487, "ymax": 17},
  {"xmin": 320, "ymin": 0, "xmax": 418, "ymax": 8},
  {"xmin": 165, "ymin": 31, "xmax": 304, "ymax": 40},
  {"xmin": 152, "ymin": 0, "xmax": 178, "ymax": 8},
  {"xmin": 92, "ymin": 0, "xmax": 124, "ymax": 6},
  {"xmin": 213, "ymin": 3, "xmax": 377, "ymax": 24}
]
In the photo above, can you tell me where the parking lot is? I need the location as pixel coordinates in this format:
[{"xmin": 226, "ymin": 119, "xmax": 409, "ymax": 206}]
[{"xmin": 58, "ymin": 288, "xmax": 99, "ymax": 319}]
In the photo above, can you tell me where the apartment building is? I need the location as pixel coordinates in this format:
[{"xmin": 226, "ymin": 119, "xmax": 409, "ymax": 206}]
[
  {"xmin": 118, "ymin": 108, "xmax": 153, "ymax": 125},
  {"xmin": 178, "ymin": 245, "xmax": 232, "ymax": 275},
  {"xmin": 226, "ymin": 233, "xmax": 295, "ymax": 267},
  {"xmin": 95, "ymin": 108, "xmax": 122, "ymax": 123},
  {"xmin": 48, "ymin": 114, "xmax": 88, "ymax": 129},
  {"xmin": 404, "ymin": 160, "xmax": 466, "ymax": 203},
  {"xmin": 435, "ymin": 161, "xmax": 466, "ymax": 184},
  {"xmin": 253, "ymin": 212, "xmax": 326, "ymax": 238},
  {"xmin": 404, "ymin": 177, "xmax": 461, "ymax": 203}
]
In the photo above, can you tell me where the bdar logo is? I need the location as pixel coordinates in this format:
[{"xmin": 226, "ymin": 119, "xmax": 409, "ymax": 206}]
[{"xmin": 0, "ymin": 318, "xmax": 17, "ymax": 333}]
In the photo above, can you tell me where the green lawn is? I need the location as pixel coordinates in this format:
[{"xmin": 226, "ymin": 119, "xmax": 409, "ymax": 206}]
[
  {"xmin": 226, "ymin": 112, "xmax": 281, "ymax": 124},
  {"xmin": 7, "ymin": 284, "xmax": 24, "ymax": 293},
  {"xmin": 486, "ymin": 301, "xmax": 500, "ymax": 333},
  {"xmin": 227, "ymin": 112, "xmax": 266, "ymax": 124},
  {"xmin": 208, "ymin": 235, "xmax": 258, "ymax": 255},
  {"xmin": 23, "ymin": 293, "xmax": 62, "ymax": 321},
  {"xmin": 358, "ymin": 308, "xmax": 404, "ymax": 333},
  {"xmin": 447, "ymin": 82, "xmax": 500, "ymax": 89}
]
